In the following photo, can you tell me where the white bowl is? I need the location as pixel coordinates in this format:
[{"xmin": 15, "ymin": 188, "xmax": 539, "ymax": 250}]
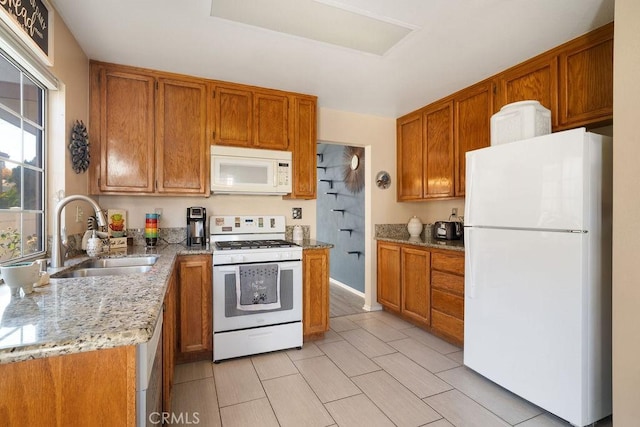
[{"xmin": 0, "ymin": 261, "xmax": 40, "ymax": 295}]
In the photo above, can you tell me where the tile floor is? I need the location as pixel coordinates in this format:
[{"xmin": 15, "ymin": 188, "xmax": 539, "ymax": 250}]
[{"xmin": 170, "ymin": 285, "xmax": 613, "ymax": 427}]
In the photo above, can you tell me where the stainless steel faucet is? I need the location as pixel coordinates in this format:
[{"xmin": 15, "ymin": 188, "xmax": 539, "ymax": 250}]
[{"xmin": 51, "ymin": 195, "xmax": 107, "ymax": 268}]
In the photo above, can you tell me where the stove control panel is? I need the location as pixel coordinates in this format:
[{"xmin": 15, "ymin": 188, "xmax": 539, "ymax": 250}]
[
  {"xmin": 210, "ymin": 215, "xmax": 286, "ymax": 235},
  {"xmin": 213, "ymin": 249, "xmax": 302, "ymax": 266}
]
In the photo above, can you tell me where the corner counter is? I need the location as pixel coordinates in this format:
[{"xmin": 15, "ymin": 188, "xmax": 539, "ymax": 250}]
[
  {"xmin": 375, "ymin": 224, "xmax": 464, "ymax": 252},
  {"xmin": 0, "ymin": 244, "xmax": 211, "ymax": 364}
]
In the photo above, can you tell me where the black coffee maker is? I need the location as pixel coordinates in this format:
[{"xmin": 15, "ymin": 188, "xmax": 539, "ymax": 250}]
[{"xmin": 186, "ymin": 207, "xmax": 206, "ymax": 246}]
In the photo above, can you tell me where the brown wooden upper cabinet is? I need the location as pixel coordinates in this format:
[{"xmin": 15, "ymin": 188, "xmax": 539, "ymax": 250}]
[
  {"xmin": 287, "ymin": 95, "xmax": 317, "ymax": 199},
  {"xmin": 212, "ymin": 85, "xmax": 289, "ymax": 150},
  {"xmin": 89, "ymin": 61, "xmax": 318, "ymax": 198},
  {"xmin": 423, "ymin": 101, "xmax": 454, "ymax": 199},
  {"xmin": 397, "ymin": 111, "xmax": 423, "ymax": 201},
  {"xmin": 213, "ymin": 85, "xmax": 253, "ymax": 147},
  {"xmin": 90, "ymin": 65, "xmax": 155, "ymax": 193},
  {"xmin": 494, "ymin": 55, "xmax": 559, "ymax": 128},
  {"xmin": 156, "ymin": 77, "xmax": 209, "ymax": 195},
  {"xmin": 254, "ymin": 91, "xmax": 289, "ymax": 150},
  {"xmin": 89, "ymin": 62, "xmax": 209, "ymax": 196},
  {"xmin": 397, "ymin": 22, "xmax": 613, "ymax": 201},
  {"xmin": 558, "ymin": 22, "xmax": 614, "ymax": 129},
  {"xmin": 454, "ymin": 81, "xmax": 493, "ymax": 196}
]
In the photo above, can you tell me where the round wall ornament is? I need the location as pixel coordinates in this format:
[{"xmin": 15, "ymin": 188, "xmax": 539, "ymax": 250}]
[
  {"xmin": 375, "ymin": 171, "xmax": 391, "ymax": 189},
  {"xmin": 69, "ymin": 120, "xmax": 90, "ymax": 174},
  {"xmin": 343, "ymin": 146, "xmax": 364, "ymax": 194}
]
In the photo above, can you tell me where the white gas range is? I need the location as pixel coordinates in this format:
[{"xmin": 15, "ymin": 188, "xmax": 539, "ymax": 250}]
[{"xmin": 210, "ymin": 215, "xmax": 303, "ymax": 362}]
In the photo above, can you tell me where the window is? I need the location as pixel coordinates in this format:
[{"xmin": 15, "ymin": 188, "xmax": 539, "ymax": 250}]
[{"xmin": 0, "ymin": 50, "xmax": 45, "ymax": 263}]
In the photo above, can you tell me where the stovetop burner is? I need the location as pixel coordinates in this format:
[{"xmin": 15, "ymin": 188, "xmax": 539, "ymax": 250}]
[{"xmin": 215, "ymin": 239, "xmax": 298, "ymax": 250}]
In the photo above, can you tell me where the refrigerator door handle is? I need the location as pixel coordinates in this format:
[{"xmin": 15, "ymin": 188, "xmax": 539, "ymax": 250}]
[{"xmin": 466, "ymin": 233, "xmax": 476, "ymax": 299}]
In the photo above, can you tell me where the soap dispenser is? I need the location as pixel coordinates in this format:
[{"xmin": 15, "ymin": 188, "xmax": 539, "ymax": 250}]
[{"xmin": 86, "ymin": 230, "xmax": 103, "ymax": 257}]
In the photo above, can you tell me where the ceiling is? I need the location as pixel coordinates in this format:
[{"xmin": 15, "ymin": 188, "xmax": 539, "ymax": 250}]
[{"xmin": 50, "ymin": 0, "xmax": 614, "ymax": 118}]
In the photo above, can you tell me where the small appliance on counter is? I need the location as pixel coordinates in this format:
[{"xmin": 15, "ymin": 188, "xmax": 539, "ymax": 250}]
[
  {"xmin": 186, "ymin": 207, "xmax": 206, "ymax": 246},
  {"xmin": 434, "ymin": 220, "xmax": 463, "ymax": 240}
]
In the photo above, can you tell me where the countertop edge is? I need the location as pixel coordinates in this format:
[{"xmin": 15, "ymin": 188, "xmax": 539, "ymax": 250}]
[{"xmin": 375, "ymin": 236, "xmax": 465, "ymax": 252}]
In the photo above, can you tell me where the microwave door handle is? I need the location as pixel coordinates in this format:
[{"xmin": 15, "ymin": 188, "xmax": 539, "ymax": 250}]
[{"xmin": 273, "ymin": 163, "xmax": 278, "ymax": 188}]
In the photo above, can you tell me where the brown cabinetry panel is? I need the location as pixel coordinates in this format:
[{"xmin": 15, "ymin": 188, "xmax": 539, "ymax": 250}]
[
  {"xmin": 431, "ymin": 252, "xmax": 465, "ymax": 275},
  {"xmin": 91, "ymin": 61, "xmax": 317, "ymax": 198},
  {"xmin": 431, "ymin": 310, "xmax": 464, "ymax": 343},
  {"xmin": 558, "ymin": 23, "xmax": 613, "ymax": 129},
  {"xmin": 213, "ymin": 85, "xmax": 253, "ymax": 146},
  {"xmin": 287, "ymin": 96, "xmax": 317, "ymax": 199},
  {"xmin": 423, "ymin": 101, "xmax": 454, "ymax": 199},
  {"xmin": 431, "ymin": 270, "xmax": 464, "ymax": 296},
  {"xmin": 254, "ymin": 92, "xmax": 289, "ymax": 150},
  {"xmin": 376, "ymin": 242, "xmax": 465, "ymax": 344},
  {"xmin": 397, "ymin": 112, "xmax": 423, "ymax": 201},
  {"xmin": 376, "ymin": 241, "xmax": 402, "ymax": 312},
  {"xmin": 432, "ymin": 289, "xmax": 464, "ymax": 318},
  {"xmin": 156, "ymin": 78, "xmax": 209, "ymax": 194},
  {"xmin": 92, "ymin": 66, "xmax": 155, "ymax": 193},
  {"xmin": 0, "ymin": 346, "xmax": 136, "ymax": 426},
  {"xmin": 401, "ymin": 246, "xmax": 431, "ymax": 325},
  {"xmin": 496, "ymin": 55, "xmax": 558, "ymax": 127},
  {"xmin": 431, "ymin": 250, "xmax": 465, "ymax": 344},
  {"xmin": 454, "ymin": 82, "xmax": 493, "ymax": 196},
  {"xmin": 303, "ymin": 248, "xmax": 330, "ymax": 338},
  {"xmin": 176, "ymin": 255, "xmax": 212, "ymax": 363}
]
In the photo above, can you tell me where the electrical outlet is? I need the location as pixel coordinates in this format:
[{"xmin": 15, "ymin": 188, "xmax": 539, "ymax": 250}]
[
  {"xmin": 154, "ymin": 208, "xmax": 163, "ymax": 217},
  {"xmin": 292, "ymin": 207, "xmax": 302, "ymax": 219},
  {"xmin": 451, "ymin": 208, "xmax": 458, "ymax": 216},
  {"xmin": 75, "ymin": 206, "xmax": 83, "ymax": 223}
]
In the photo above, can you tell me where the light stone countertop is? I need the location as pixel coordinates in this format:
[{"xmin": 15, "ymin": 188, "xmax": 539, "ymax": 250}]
[
  {"xmin": 0, "ymin": 244, "xmax": 210, "ymax": 364},
  {"xmin": 0, "ymin": 238, "xmax": 334, "ymax": 365},
  {"xmin": 375, "ymin": 224, "xmax": 465, "ymax": 252}
]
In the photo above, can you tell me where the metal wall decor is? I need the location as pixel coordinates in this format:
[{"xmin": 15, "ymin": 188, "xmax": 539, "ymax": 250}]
[
  {"xmin": 343, "ymin": 146, "xmax": 364, "ymax": 194},
  {"xmin": 69, "ymin": 120, "xmax": 90, "ymax": 173}
]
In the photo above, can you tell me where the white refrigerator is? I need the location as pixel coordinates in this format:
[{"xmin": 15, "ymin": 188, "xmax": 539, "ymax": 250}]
[{"xmin": 463, "ymin": 128, "xmax": 612, "ymax": 426}]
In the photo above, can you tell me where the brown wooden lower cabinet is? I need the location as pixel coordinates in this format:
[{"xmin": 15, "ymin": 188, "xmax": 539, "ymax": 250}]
[
  {"xmin": 0, "ymin": 345, "xmax": 136, "ymax": 426},
  {"xmin": 175, "ymin": 254, "xmax": 213, "ymax": 363},
  {"xmin": 377, "ymin": 241, "xmax": 465, "ymax": 345},
  {"xmin": 400, "ymin": 246, "xmax": 431, "ymax": 325},
  {"xmin": 303, "ymin": 248, "xmax": 330, "ymax": 340},
  {"xmin": 376, "ymin": 242, "xmax": 402, "ymax": 312}
]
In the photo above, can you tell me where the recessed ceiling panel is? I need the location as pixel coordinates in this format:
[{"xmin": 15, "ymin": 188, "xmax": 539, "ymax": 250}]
[{"xmin": 210, "ymin": 0, "xmax": 415, "ymax": 55}]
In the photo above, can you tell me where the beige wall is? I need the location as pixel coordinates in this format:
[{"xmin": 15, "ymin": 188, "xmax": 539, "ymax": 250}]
[
  {"xmin": 317, "ymin": 107, "xmax": 465, "ymax": 308},
  {"xmin": 612, "ymin": 0, "xmax": 640, "ymax": 423},
  {"xmin": 97, "ymin": 195, "xmax": 315, "ymax": 231},
  {"xmin": 46, "ymin": 11, "xmax": 90, "ymax": 236}
]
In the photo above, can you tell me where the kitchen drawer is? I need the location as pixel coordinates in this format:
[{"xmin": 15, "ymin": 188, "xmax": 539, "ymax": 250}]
[
  {"xmin": 432, "ymin": 309, "xmax": 464, "ymax": 343},
  {"xmin": 431, "ymin": 252, "xmax": 464, "ymax": 275},
  {"xmin": 431, "ymin": 270, "xmax": 464, "ymax": 295},
  {"xmin": 432, "ymin": 289, "xmax": 464, "ymax": 319}
]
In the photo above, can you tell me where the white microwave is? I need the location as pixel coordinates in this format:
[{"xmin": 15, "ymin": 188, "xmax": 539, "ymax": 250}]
[{"xmin": 210, "ymin": 145, "xmax": 292, "ymax": 195}]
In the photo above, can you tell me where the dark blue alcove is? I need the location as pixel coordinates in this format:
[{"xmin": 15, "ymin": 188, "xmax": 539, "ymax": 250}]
[{"xmin": 316, "ymin": 143, "xmax": 365, "ymax": 293}]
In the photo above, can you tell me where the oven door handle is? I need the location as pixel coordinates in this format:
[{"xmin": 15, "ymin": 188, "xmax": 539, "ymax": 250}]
[{"xmin": 215, "ymin": 261, "xmax": 301, "ymax": 272}]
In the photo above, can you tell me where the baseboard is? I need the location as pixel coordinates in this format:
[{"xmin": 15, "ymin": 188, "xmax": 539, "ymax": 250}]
[{"xmin": 329, "ymin": 278, "xmax": 365, "ymax": 298}]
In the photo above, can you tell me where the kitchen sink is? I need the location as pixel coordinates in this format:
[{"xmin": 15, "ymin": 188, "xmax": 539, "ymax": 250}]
[
  {"xmin": 50, "ymin": 256, "xmax": 159, "ymax": 279},
  {"xmin": 52, "ymin": 265, "xmax": 153, "ymax": 278},
  {"xmin": 81, "ymin": 256, "xmax": 159, "ymax": 269}
]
